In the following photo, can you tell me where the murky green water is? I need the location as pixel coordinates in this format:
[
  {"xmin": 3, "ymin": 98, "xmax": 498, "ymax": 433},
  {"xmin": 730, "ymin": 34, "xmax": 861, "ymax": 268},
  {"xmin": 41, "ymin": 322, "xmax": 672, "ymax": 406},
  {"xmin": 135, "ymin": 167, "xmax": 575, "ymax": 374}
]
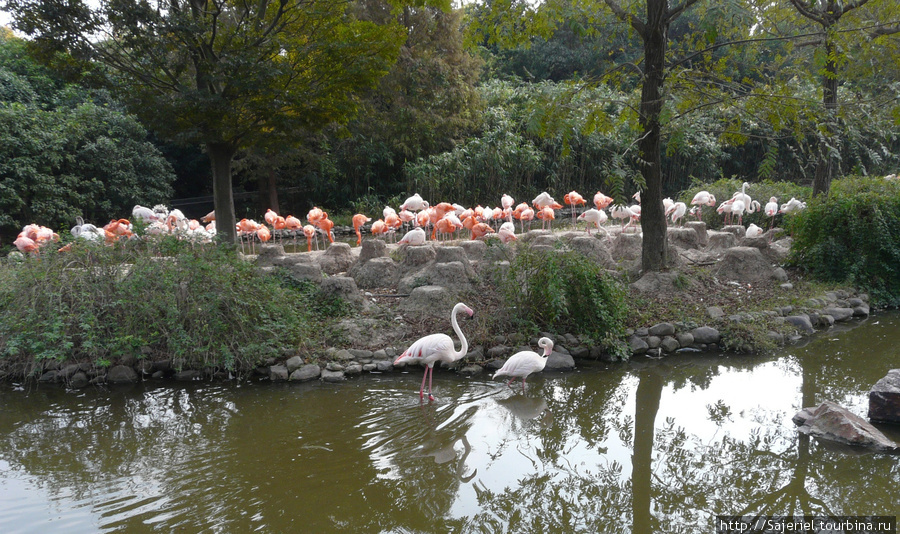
[{"xmin": 1, "ymin": 314, "xmax": 898, "ymax": 533}]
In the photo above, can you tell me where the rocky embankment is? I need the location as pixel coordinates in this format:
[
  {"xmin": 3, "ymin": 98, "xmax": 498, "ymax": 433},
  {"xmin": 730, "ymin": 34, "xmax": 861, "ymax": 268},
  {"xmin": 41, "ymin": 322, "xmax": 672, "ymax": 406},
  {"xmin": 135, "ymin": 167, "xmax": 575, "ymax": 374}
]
[{"xmin": 22, "ymin": 221, "xmax": 874, "ymax": 387}]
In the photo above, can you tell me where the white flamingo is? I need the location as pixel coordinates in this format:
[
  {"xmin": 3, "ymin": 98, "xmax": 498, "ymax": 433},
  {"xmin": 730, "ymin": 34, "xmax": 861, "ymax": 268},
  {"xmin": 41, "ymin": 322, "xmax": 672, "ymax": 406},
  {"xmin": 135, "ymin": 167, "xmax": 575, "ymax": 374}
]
[
  {"xmin": 398, "ymin": 227, "xmax": 426, "ymax": 246},
  {"xmin": 393, "ymin": 303, "xmax": 474, "ymax": 401},
  {"xmin": 576, "ymin": 208, "xmax": 609, "ymax": 236},
  {"xmin": 493, "ymin": 337, "xmax": 554, "ymax": 390}
]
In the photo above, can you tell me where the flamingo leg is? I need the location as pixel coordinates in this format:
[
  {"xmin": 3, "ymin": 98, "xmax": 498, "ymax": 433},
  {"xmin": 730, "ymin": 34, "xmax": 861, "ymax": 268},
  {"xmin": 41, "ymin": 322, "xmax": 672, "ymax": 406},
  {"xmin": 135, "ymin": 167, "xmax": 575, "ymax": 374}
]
[
  {"xmin": 427, "ymin": 366, "xmax": 435, "ymax": 401},
  {"xmin": 521, "ymin": 378, "xmax": 527, "ymax": 390},
  {"xmin": 419, "ymin": 367, "xmax": 428, "ymax": 400}
]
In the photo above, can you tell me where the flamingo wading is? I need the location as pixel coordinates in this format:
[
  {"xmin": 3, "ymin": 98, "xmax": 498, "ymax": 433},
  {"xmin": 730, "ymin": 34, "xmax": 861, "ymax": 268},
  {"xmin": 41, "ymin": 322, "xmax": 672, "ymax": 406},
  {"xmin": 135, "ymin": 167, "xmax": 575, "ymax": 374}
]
[
  {"xmin": 394, "ymin": 302, "xmax": 474, "ymax": 401},
  {"xmin": 493, "ymin": 337, "xmax": 554, "ymax": 390}
]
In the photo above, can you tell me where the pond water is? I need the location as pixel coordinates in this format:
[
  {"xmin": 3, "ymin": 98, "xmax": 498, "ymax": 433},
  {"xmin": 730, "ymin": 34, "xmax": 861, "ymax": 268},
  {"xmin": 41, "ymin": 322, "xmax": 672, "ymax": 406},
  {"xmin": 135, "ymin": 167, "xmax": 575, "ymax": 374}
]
[{"xmin": 1, "ymin": 314, "xmax": 898, "ymax": 533}]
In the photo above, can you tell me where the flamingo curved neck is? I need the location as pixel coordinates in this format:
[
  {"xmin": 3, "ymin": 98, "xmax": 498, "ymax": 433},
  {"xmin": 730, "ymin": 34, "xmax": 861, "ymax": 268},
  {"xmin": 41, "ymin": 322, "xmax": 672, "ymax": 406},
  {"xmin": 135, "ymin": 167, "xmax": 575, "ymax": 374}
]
[{"xmin": 451, "ymin": 304, "xmax": 468, "ymax": 360}]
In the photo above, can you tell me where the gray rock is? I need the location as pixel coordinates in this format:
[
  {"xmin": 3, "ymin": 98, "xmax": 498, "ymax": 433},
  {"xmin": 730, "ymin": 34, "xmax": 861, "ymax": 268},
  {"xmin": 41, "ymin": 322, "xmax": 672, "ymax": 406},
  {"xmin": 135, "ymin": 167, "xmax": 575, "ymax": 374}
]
[
  {"xmin": 853, "ymin": 305, "xmax": 870, "ymax": 317},
  {"xmin": 269, "ymin": 365, "xmax": 289, "ymax": 382},
  {"xmin": 676, "ymin": 332, "xmax": 694, "ymax": 347},
  {"xmin": 285, "ymin": 356, "xmax": 304, "ymax": 374},
  {"xmin": 399, "ymin": 285, "xmax": 457, "ymax": 317},
  {"xmin": 568, "ymin": 235, "xmax": 615, "ymax": 266},
  {"xmin": 793, "ymin": 401, "xmax": 899, "ymax": 453},
  {"xmin": 691, "ymin": 326, "xmax": 720, "ymax": 344},
  {"xmin": 785, "ymin": 315, "xmax": 815, "ymax": 334},
  {"xmin": 374, "ymin": 360, "xmax": 394, "ymax": 372},
  {"xmin": 175, "ymin": 370, "xmax": 203, "ymax": 381},
  {"xmin": 362, "ymin": 363, "xmax": 377, "ymax": 372},
  {"xmin": 287, "ymin": 262, "xmax": 324, "ymax": 281},
  {"xmin": 649, "ymin": 323, "xmax": 675, "ymax": 337},
  {"xmin": 357, "ymin": 238, "xmax": 387, "ymax": 264},
  {"xmin": 318, "ymin": 276, "xmax": 364, "ymax": 307},
  {"xmin": 780, "ymin": 306, "xmax": 793, "ymax": 316},
  {"xmin": 290, "ymin": 363, "xmax": 322, "ymax": 382},
  {"xmin": 70, "ymin": 372, "xmax": 89, "ymax": 388},
  {"xmin": 352, "ymin": 257, "xmax": 399, "ymax": 289},
  {"xmin": 780, "ymin": 282, "xmax": 794, "ymax": 290},
  {"xmin": 660, "ymin": 336, "xmax": 680, "ymax": 353},
  {"xmin": 707, "ymin": 306, "xmax": 725, "ymax": 320},
  {"xmin": 458, "ymin": 364, "xmax": 484, "ymax": 376},
  {"xmin": 545, "ymin": 351, "xmax": 575, "ymax": 370},
  {"xmin": 401, "ymin": 244, "xmax": 437, "ymax": 269},
  {"xmin": 824, "ymin": 307, "xmax": 854, "ymax": 322},
  {"xmin": 741, "ymin": 236, "xmax": 768, "ymax": 249},
  {"xmin": 713, "ymin": 247, "xmax": 775, "ymax": 284},
  {"xmin": 107, "ymin": 365, "xmax": 139, "ymax": 384},
  {"xmin": 39, "ymin": 371, "xmax": 58, "ymax": 383},
  {"xmin": 318, "ymin": 242, "xmax": 354, "ymax": 275},
  {"xmin": 325, "ymin": 362, "xmax": 344, "ymax": 372},
  {"xmin": 868, "ymin": 369, "xmax": 900, "ymax": 424},
  {"xmin": 684, "ymin": 221, "xmax": 708, "ymax": 246},
  {"xmin": 630, "ymin": 271, "xmax": 688, "ymax": 294},
  {"xmin": 721, "ymin": 224, "xmax": 746, "ymax": 238},
  {"xmin": 646, "ymin": 336, "xmax": 661, "ymax": 349},
  {"xmin": 458, "ymin": 240, "xmax": 486, "ymax": 262},
  {"xmin": 611, "ymin": 232, "xmax": 642, "ymax": 261},
  {"xmin": 773, "ymin": 267, "xmax": 788, "ymax": 281},
  {"xmin": 819, "ymin": 314, "xmax": 835, "ymax": 327},
  {"xmin": 667, "ymin": 227, "xmax": 699, "ymax": 249},
  {"xmin": 487, "ymin": 346, "xmax": 512, "ymax": 358},
  {"xmin": 321, "ymin": 369, "xmax": 345, "ymax": 382},
  {"xmin": 847, "ymin": 297, "xmax": 865, "ymax": 307},
  {"xmin": 767, "ymin": 331, "xmax": 785, "ymax": 345},
  {"xmin": 629, "ymin": 335, "xmax": 649, "ymax": 355},
  {"xmin": 348, "ymin": 349, "xmax": 374, "ymax": 360},
  {"xmin": 706, "ymin": 231, "xmax": 736, "ymax": 250},
  {"xmin": 344, "ymin": 363, "xmax": 363, "ymax": 376}
]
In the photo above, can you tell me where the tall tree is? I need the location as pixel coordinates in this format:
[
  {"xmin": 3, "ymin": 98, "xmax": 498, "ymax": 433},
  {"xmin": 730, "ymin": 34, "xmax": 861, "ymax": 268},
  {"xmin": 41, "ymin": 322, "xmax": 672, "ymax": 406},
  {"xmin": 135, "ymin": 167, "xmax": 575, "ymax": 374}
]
[
  {"xmin": 4, "ymin": 0, "xmax": 406, "ymax": 244},
  {"xmin": 602, "ymin": 0, "xmax": 700, "ymax": 272}
]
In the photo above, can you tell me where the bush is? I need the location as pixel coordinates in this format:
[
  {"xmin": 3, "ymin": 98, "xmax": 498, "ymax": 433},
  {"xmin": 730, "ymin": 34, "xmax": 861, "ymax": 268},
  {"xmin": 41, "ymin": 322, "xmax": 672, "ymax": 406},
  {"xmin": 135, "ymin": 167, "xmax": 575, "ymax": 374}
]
[
  {"xmin": 500, "ymin": 244, "xmax": 629, "ymax": 358},
  {"xmin": 0, "ymin": 241, "xmax": 340, "ymax": 375},
  {"xmin": 787, "ymin": 176, "xmax": 900, "ymax": 307}
]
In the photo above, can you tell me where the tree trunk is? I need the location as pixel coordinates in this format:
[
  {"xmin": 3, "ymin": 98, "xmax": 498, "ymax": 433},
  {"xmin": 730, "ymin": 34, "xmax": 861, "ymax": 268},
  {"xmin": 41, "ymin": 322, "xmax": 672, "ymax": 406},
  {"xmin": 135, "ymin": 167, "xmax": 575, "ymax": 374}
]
[
  {"xmin": 632, "ymin": 368, "xmax": 663, "ymax": 532},
  {"xmin": 638, "ymin": 0, "xmax": 669, "ymax": 272},
  {"xmin": 258, "ymin": 166, "xmax": 280, "ymax": 215},
  {"xmin": 207, "ymin": 141, "xmax": 238, "ymax": 245},
  {"xmin": 812, "ymin": 35, "xmax": 838, "ymax": 197}
]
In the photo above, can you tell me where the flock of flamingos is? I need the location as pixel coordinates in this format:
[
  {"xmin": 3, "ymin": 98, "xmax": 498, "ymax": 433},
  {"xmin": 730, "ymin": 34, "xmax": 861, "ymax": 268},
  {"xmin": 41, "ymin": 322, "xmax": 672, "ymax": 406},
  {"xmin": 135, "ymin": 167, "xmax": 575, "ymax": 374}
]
[{"xmin": 9, "ymin": 184, "xmax": 808, "ymax": 257}]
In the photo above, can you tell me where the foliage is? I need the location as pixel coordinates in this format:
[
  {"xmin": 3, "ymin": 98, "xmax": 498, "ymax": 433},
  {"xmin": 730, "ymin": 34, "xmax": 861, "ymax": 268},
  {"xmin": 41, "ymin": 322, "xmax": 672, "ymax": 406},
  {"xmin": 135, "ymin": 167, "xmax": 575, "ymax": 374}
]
[
  {"xmin": 787, "ymin": 176, "xmax": 900, "ymax": 306},
  {"xmin": 0, "ymin": 241, "xmax": 346, "ymax": 373},
  {"xmin": 500, "ymin": 244, "xmax": 629, "ymax": 357},
  {"xmin": 0, "ymin": 101, "xmax": 175, "ymax": 241},
  {"xmin": 679, "ymin": 178, "xmax": 812, "ymax": 230}
]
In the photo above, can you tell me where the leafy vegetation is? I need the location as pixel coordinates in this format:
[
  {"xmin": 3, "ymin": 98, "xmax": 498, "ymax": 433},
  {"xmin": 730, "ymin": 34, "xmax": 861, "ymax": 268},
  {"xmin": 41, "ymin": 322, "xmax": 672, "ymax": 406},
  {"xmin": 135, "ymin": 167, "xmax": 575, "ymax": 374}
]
[
  {"xmin": 678, "ymin": 178, "xmax": 812, "ymax": 230},
  {"xmin": 0, "ymin": 241, "xmax": 348, "ymax": 375},
  {"xmin": 788, "ymin": 176, "xmax": 900, "ymax": 306},
  {"xmin": 500, "ymin": 244, "xmax": 629, "ymax": 358}
]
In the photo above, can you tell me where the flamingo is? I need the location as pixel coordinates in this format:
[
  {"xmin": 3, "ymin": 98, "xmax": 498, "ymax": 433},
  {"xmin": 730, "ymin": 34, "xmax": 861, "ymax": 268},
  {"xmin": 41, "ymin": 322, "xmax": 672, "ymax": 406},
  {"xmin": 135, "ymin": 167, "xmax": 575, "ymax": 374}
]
[
  {"xmin": 371, "ymin": 219, "xmax": 387, "ymax": 239},
  {"xmin": 201, "ymin": 210, "xmax": 216, "ymax": 223},
  {"xmin": 493, "ymin": 337, "xmax": 554, "ymax": 390},
  {"xmin": 532, "ymin": 192, "xmax": 561, "ymax": 211},
  {"xmin": 690, "ymin": 190, "xmax": 716, "ymax": 207},
  {"xmin": 779, "ymin": 197, "xmax": 806, "ymax": 214},
  {"xmin": 13, "ymin": 235, "xmax": 39, "ymax": 254},
  {"xmin": 498, "ymin": 221, "xmax": 517, "ymax": 243},
  {"xmin": 434, "ymin": 217, "xmax": 457, "ymax": 242},
  {"xmin": 501, "ymin": 194, "xmax": 514, "ymax": 221},
  {"xmin": 746, "ymin": 223, "xmax": 763, "ymax": 238},
  {"xmin": 732, "ymin": 182, "xmax": 751, "ymax": 207},
  {"xmin": 536, "ymin": 206, "xmax": 555, "ymax": 231},
  {"xmin": 610, "ymin": 205, "xmax": 638, "ymax": 233},
  {"xmin": 398, "ymin": 227, "xmax": 426, "ymax": 246},
  {"xmin": 71, "ymin": 217, "xmax": 104, "ymax": 242},
  {"xmin": 632, "ymin": 191, "xmax": 641, "ymax": 204},
  {"xmin": 593, "ymin": 191, "xmax": 614, "ymax": 210},
  {"xmin": 132, "ymin": 205, "xmax": 157, "ymax": 224},
  {"xmin": 352, "ymin": 214, "xmax": 371, "ymax": 246},
  {"xmin": 577, "ymin": 208, "xmax": 608, "ymax": 236},
  {"xmin": 563, "ymin": 191, "xmax": 586, "ymax": 226},
  {"xmin": 394, "ymin": 302, "xmax": 474, "ymax": 401},
  {"xmin": 400, "ymin": 194, "xmax": 428, "ymax": 212},
  {"xmin": 764, "ymin": 197, "xmax": 779, "ymax": 230},
  {"xmin": 471, "ymin": 222, "xmax": 495, "ymax": 240},
  {"xmin": 302, "ymin": 225, "xmax": 317, "ymax": 252},
  {"xmin": 666, "ymin": 202, "xmax": 687, "ymax": 226}
]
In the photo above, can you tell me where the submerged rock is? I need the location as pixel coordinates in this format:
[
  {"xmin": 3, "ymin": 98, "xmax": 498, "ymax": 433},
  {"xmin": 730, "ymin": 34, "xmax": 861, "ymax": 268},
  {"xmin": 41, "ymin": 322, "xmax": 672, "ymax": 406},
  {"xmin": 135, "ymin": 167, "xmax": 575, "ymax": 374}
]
[{"xmin": 793, "ymin": 401, "xmax": 899, "ymax": 453}]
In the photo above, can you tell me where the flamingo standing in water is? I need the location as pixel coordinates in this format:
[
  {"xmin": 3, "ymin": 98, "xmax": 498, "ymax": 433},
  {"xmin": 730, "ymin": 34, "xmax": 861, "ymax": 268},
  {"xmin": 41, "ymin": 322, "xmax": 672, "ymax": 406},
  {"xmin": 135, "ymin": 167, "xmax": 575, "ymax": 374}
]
[
  {"xmin": 394, "ymin": 302, "xmax": 474, "ymax": 401},
  {"xmin": 493, "ymin": 337, "xmax": 554, "ymax": 390}
]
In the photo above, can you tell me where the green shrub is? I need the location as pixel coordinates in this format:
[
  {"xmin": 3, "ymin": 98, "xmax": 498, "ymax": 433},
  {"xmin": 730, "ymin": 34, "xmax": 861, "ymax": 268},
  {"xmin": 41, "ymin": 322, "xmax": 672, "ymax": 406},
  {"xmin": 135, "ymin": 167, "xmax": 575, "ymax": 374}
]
[
  {"xmin": 0, "ymin": 241, "xmax": 340, "ymax": 374},
  {"xmin": 500, "ymin": 244, "xmax": 629, "ymax": 358},
  {"xmin": 787, "ymin": 176, "xmax": 900, "ymax": 307}
]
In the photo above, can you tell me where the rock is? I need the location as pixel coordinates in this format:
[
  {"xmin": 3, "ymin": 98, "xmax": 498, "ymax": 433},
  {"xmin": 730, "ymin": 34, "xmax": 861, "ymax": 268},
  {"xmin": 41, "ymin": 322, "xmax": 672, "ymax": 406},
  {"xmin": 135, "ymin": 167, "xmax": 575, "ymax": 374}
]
[
  {"xmin": 741, "ymin": 235, "xmax": 768, "ymax": 249},
  {"xmin": 458, "ymin": 364, "xmax": 484, "ymax": 376},
  {"xmin": 269, "ymin": 365, "xmax": 289, "ymax": 381},
  {"xmin": 646, "ymin": 336, "xmax": 661, "ymax": 349},
  {"xmin": 255, "ymin": 244, "xmax": 286, "ymax": 266},
  {"xmin": 319, "ymin": 276, "xmax": 364, "ymax": 307},
  {"xmin": 772, "ymin": 267, "xmax": 788, "ymax": 281},
  {"xmin": 684, "ymin": 221, "xmax": 708, "ymax": 246},
  {"xmin": 399, "ymin": 286, "xmax": 455, "ymax": 317},
  {"xmin": 351, "ymin": 257, "xmax": 399, "ymax": 289},
  {"xmin": 713, "ymin": 247, "xmax": 775, "ymax": 285},
  {"xmin": 344, "ymin": 363, "xmax": 363, "ymax": 376},
  {"xmin": 853, "ymin": 304, "xmax": 870, "ymax": 317},
  {"xmin": 175, "ymin": 370, "xmax": 203, "ymax": 381},
  {"xmin": 793, "ymin": 401, "xmax": 899, "ymax": 453},
  {"xmin": 721, "ymin": 224, "xmax": 746, "ymax": 238},
  {"xmin": 868, "ymin": 369, "xmax": 900, "ymax": 424},
  {"xmin": 630, "ymin": 271, "xmax": 689, "ymax": 294},
  {"xmin": 706, "ymin": 231, "xmax": 736, "ymax": 250},
  {"xmin": 458, "ymin": 240, "xmax": 486, "ymax": 262},
  {"xmin": 357, "ymin": 238, "xmax": 387, "ymax": 264},
  {"xmin": 287, "ymin": 262, "xmax": 323, "ymax": 281},
  {"xmin": 691, "ymin": 326, "xmax": 720, "ymax": 344},
  {"xmin": 70, "ymin": 372, "xmax": 89, "ymax": 388},
  {"xmin": 284, "ymin": 356, "xmax": 304, "ymax": 374},
  {"xmin": 676, "ymin": 332, "xmax": 694, "ymax": 347},
  {"xmin": 430, "ymin": 261, "xmax": 475, "ymax": 291},
  {"xmin": 107, "ymin": 365, "xmax": 139, "ymax": 384},
  {"xmin": 545, "ymin": 351, "xmax": 575, "ymax": 371},
  {"xmin": 649, "ymin": 323, "xmax": 675, "ymax": 337},
  {"xmin": 568, "ymin": 235, "xmax": 615, "ymax": 266},
  {"xmin": 487, "ymin": 346, "xmax": 512, "ymax": 358},
  {"xmin": 707, "ymin": 306, "xmax": 725, "ymax": 320},
  {"xmin": 660, "ymin": 336, "xmax": 680, "ymax": 353},
  {"xmin": 628, "ymin": 335, "xmax": 649, "ymax": 355},
  {"xmin": 374, "ymin": 360, "xmax": 394, "ymax": 372},
  {"xmin": 784, "ymin": 314, "xmax": 815, "ymax": 334},
  {"xmin": 667, "ymin": 227, "xmax": 699, "ymax": 249},
  {"xmin": 824, "ymin": 307, "xmax": 854, "ymax": 322},
  {"xmin": 39, "ymin": 371, "xmax": 58, "ymax": 383},
  {"xmin": 321, "ymin": 369, "xmax": 345, "ymax": 382},
  {"xmin": 318, "ymin": 243, "xmax": 354, "ymax": 274},
  {"xmin": 611, "ymin": 232, "xmax": 642, "ymax": 261},
  {"xmin": 401, "ymin": 244, "xmax": 436, "ymax": 270}
]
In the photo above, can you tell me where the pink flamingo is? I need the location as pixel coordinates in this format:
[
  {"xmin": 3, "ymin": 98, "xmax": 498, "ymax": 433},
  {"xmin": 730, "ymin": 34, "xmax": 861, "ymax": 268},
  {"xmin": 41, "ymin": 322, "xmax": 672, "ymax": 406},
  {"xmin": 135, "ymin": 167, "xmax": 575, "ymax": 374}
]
[
  {"xmin": 493, "ymin": 337, "xmax": 554, "ymax": 390},
  {"xmin": 394, "ymin": 302, "xmax": 474, "ymax": 401}
]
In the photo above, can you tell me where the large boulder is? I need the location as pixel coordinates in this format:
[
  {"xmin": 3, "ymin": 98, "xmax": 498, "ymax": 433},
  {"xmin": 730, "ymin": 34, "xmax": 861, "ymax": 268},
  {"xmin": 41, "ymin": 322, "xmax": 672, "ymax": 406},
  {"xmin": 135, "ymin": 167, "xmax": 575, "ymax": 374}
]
[
  {"xmin": 107, "ymin": 365, "xmax": 139, "ymax": 384},
  {"xmin": 630, "ymin": 271, "xmax": 690, "ymax": 294},
  {"xmin": 319, "ymin": 276, "xmax": 364, "ymax": 307},
  {"xmin": 458, "ymin": 240, "xmax": 486, "ymax": 262},
  {"xmin": 869, "ymin": 369, "xmax": 900, "ymax": 424},
  {"xmin": 357, "ymin": 238, "xmax": 387, "ymax": 264},
  {"xmin": 667, "ymin": 226, "xmax": 699, "ymax": 249},
  {"xmin": 713, "ymin": 247, "xmax": 775, "ymax": 285},
  {"xmin": 684, "ymin": 221, "xmax": 708, "ymax": 247},
  {"xmin": 318, "ymin": 242, "xmax": 354, "ymax": 275},
  {"xmin": 793, "ymin": 401, "xmax": 899, "ymax": 453},
  {"xmin": 611, "ymin": 232, "xmax": 642, "ymax": 261},
  {"xmin": 351, "ymin": 257, "xmax": 399, "ymax": 289},
  {"xmin": 706, "ymin": 231, "xmax": 737, "ymax": 251},
  {"xmin": 399, "ymin": 286, "xmax": 456, "ymax": 317},
  {"xmin": 568, "ymin": 235, "xmax": 614, "ymax": 267}
]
